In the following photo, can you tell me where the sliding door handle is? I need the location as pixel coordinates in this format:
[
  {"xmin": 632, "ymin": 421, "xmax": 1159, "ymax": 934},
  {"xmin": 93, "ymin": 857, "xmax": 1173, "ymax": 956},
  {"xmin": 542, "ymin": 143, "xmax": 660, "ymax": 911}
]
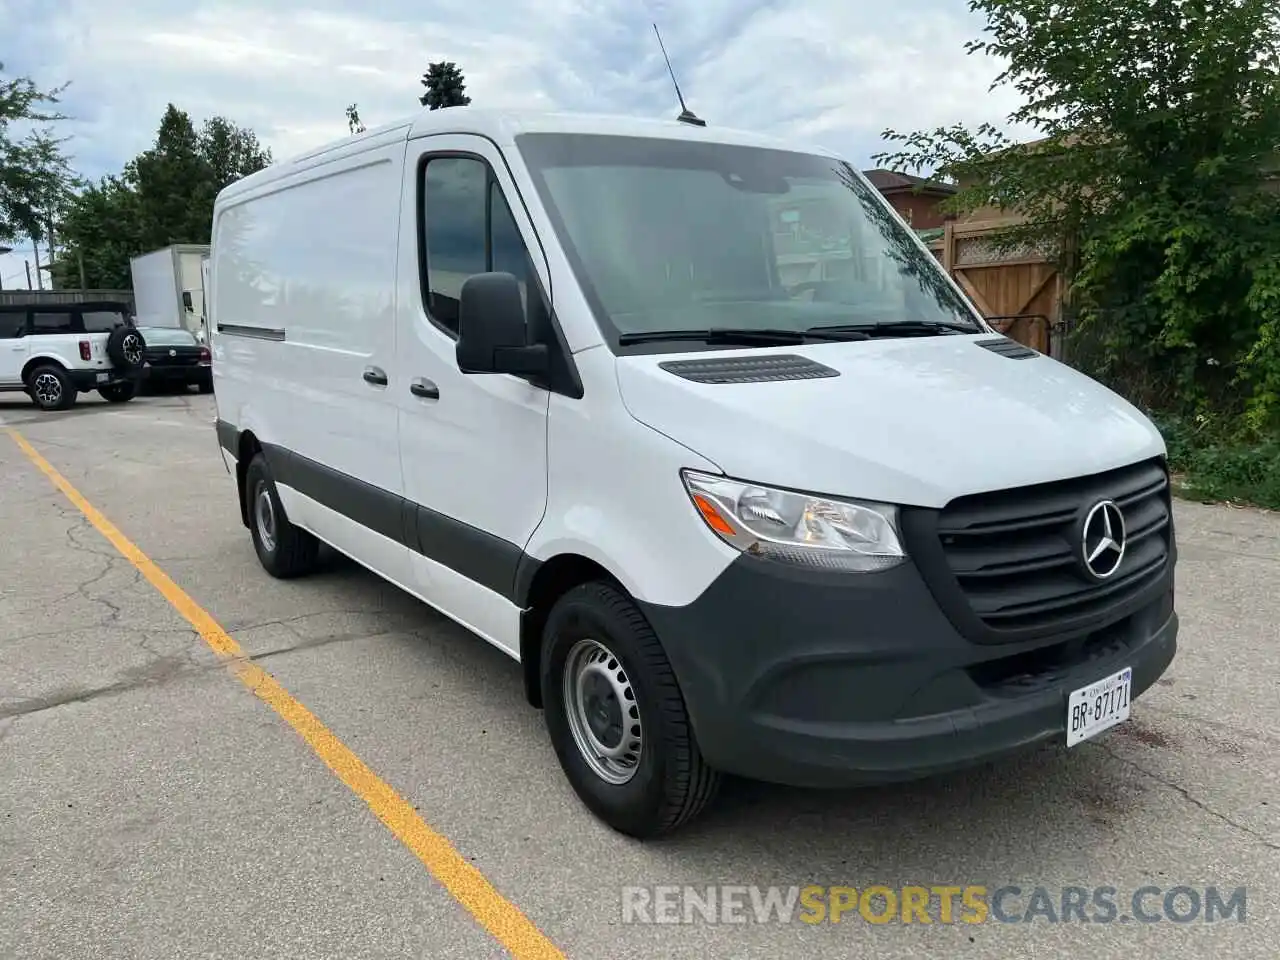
[
  {"xmin": 409, "ymin": 378, "xmax": 439, "ymax": 400},
  {"xmin": 362, "ymin": 366, "xmax": 388, "ymax": 386}
]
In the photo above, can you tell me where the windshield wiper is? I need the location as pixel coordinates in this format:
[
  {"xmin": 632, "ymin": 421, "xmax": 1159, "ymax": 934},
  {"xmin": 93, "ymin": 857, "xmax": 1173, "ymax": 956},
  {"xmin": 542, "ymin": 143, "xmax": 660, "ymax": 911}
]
[
  {"xmin": 618, "ymin": 327, "xmax": 870, "ymax": 346},
  {"xmin": 808, "ymin": 320, "xmax": 978, "ymax": 337}
]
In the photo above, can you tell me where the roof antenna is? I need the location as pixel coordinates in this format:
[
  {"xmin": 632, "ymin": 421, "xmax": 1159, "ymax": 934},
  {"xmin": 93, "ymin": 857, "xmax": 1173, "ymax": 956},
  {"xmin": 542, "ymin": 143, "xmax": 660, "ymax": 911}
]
[{"xmin": 652, "ymin": 22, "xmax": 705, "ymax": 127}]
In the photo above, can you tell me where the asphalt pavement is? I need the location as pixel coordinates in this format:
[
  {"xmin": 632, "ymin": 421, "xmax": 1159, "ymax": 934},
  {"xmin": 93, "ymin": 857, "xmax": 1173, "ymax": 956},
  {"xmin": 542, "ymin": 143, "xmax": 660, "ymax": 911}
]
[{"xmin": 1, "ymin": 391, "xmax": 1276, "ymax": 959}]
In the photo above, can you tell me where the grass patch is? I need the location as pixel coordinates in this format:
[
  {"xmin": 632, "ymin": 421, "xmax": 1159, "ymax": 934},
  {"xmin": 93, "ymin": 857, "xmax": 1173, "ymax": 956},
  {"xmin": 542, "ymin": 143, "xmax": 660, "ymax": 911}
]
[{"xmin": 1152, "ymin": 414, "xmax": 1280, "ymax": 510}]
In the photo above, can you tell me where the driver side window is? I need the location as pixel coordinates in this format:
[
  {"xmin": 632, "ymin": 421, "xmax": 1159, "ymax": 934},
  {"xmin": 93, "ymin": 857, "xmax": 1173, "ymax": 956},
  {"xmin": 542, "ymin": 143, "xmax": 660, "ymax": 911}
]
[{"xmin": 420, "ymin": 156, "xmax": 540, "ymax": 339}]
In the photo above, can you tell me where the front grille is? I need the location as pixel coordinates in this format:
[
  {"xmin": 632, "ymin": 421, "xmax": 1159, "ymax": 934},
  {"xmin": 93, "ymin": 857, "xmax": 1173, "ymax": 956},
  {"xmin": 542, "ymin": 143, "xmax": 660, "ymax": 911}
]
[
  {"xmin": 966, "ymin": 614, "xmax": 1131, "ymax": 697},
  {"xmin": 905, "ymin": 458, "xmax": 1173, "ymax": 643}
]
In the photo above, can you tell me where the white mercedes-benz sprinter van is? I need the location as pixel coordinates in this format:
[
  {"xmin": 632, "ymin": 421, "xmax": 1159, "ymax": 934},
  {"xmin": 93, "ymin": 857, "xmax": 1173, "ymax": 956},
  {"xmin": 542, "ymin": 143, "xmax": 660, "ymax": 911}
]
[{"xmin": 210, "ymin": 108, "xmax": 1178, "ymax": 838}]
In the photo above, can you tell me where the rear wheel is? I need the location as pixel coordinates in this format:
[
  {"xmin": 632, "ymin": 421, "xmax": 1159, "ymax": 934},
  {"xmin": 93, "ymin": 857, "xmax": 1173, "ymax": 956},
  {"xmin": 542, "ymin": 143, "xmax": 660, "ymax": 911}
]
[
  {"xmin": 540, "ymin": 581, "xmax": 721, "ymax": 838},
  {"xmin": 98, "ymin": 382, "xmax": 136, "ymax": 403},
  {"xmin": 245, "ymin": 452, "xmax": 320, "ymax": 578},
  {"xmin": 26, "ymin": 364, "xmax": 75, "ymax": 412}
]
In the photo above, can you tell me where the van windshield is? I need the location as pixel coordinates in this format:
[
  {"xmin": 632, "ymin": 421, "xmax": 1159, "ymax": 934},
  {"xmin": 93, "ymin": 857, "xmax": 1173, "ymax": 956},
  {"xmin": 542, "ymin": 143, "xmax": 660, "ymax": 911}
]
[{"xmin": 514, "ymin": 132, "xmax": 983, "ymax": 350}]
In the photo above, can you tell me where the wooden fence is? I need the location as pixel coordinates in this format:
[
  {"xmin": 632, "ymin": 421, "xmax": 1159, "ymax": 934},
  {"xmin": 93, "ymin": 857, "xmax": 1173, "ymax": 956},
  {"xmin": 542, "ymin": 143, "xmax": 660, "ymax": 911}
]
[{"xmin": 928, "ymin": 220, "xmax": 1064, "ymax": 358}]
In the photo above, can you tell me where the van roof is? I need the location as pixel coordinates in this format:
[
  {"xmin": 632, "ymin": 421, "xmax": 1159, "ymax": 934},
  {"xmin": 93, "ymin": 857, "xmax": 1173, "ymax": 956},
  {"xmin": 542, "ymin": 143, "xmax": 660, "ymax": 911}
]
[{"xmin": 217, "ymin": 107, "xmax": 841, "ymax": 203}]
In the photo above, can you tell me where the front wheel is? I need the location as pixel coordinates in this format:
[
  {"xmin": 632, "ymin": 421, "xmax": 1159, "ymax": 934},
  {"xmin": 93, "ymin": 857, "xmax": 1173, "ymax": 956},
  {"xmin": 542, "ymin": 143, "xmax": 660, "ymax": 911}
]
[
  {"xmin": 98, "ymin": 382, "xmax": 136, "ymax": 403},
  {"xmin": 540, "ymin": 581, "xmax": 721, "ymax": 838}
]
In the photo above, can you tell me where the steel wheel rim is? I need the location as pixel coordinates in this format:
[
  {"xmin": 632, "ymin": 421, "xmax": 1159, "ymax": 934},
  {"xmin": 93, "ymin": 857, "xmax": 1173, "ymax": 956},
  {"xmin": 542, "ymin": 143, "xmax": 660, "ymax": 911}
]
[
  {"xmin": 122, "ymin": 333, "xmax": 143, "ymax": 366},
  {"xmin": 562, "ymin": 637, "xmax": 642, "ymax": 785},
  {"xmin": 33, "ymin": 373, "xmax": 62, "ymax": 406},
  {"xmin": 255, "ymin": 485, "xmax": 277, "ymax": 552}
]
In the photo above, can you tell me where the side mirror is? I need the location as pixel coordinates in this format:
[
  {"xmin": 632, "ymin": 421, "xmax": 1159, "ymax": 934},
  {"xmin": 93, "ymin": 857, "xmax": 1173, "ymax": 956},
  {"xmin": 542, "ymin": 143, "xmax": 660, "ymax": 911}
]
[{"xmin": 456, "ymin": 272, "xmax": 549, "ymax": 379}]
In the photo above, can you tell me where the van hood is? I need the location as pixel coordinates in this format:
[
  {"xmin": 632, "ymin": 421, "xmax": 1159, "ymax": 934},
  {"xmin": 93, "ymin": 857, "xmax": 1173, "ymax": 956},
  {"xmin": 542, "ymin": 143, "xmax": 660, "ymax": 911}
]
[{"xmin": 614, "ymin": 335, "xmax": 1166, "ymax": 509}]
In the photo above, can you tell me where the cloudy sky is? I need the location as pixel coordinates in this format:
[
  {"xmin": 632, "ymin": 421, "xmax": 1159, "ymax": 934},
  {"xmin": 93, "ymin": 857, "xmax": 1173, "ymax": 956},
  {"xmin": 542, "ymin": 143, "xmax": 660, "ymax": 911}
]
[{"xmin": 0, "ymin": 0, "xmax": 1030, "ymax": 289}]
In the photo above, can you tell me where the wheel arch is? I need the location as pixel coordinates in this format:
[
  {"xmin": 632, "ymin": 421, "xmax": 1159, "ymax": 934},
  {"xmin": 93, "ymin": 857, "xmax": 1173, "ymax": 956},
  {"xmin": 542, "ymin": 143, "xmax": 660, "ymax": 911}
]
[
  {"xmin": 235, "ymin": 429, "xmax": 263, "ymax": 529},
  {"xmin": 517, "ymin": 552, "xmax": 625, "ymax": 709},
  {"xmin": 21, "ymin": 354, "xmax": 69, "ymax": 383}
]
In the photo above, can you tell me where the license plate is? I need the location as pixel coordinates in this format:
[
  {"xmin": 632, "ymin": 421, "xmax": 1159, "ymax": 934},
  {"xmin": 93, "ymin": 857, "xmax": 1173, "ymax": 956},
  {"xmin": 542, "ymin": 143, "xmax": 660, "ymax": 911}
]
[
  {"xmin": 1067, "ymin": 666, "xmax": 1132, "ymax": 746},
  {"xmin": 96, "ymin": 372, "xmax": 109, "ymax": 383}
]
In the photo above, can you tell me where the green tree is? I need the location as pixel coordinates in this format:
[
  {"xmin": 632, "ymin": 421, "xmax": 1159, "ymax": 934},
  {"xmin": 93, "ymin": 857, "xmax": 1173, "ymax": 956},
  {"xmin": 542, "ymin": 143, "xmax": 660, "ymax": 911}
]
[
  {"xmin": 0, "ymin": 62, "xmax": 79, "ymax": 260},
  {"xmin": 53, "ymin": 104, "xmax": 271, "ymax": 289},
  {"xmin": 873, "ymin": 0, "xmax": 1280, "ymax": 434},
  {"xmin": 199, "ymin": 114, "xmax": 272, "ymax": 192},
  {"xmin": 130, "ymin": 104, "xmax": 216, "ymax": 246},
  {"xmin": 419, "ymin": 61, "xmax": 472, "ymax": 110},
  {"xmin": 51, "ymin": 175, "xmax": 140, "ymax": 289},
  {"xmin": 15, "ymin": 127, "xmax": 84, "ymax": 272}
]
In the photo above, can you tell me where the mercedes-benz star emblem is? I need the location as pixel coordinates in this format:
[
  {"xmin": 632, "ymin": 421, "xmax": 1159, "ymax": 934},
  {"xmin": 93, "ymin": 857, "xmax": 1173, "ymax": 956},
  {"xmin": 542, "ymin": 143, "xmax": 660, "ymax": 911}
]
[
  {"xmin": 1080, "ymin": 499, "xmax": 1126, "ymax": 580},
  {"xmin": 169, "ymin": 348, "xmax": 177, "ymax": 357}
]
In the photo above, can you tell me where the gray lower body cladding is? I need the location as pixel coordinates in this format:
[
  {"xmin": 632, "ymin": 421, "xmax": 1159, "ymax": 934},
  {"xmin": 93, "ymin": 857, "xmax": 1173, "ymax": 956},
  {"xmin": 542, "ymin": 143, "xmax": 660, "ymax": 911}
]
[{"xmin": 639, "ymin": 552, "xmax": 1176, "ymax": 787}]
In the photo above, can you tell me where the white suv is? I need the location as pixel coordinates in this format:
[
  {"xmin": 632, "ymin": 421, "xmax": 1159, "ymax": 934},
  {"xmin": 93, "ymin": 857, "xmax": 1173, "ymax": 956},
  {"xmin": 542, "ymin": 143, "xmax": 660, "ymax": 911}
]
[{"xmin": 0, "ymin": 301, "xmax": 148, "ymax": 411}]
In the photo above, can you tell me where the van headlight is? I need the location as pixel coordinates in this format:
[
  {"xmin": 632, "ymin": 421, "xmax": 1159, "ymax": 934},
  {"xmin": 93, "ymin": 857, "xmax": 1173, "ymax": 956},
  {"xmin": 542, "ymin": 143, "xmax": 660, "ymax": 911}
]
[{"xmin": 680, "ymin": 470, "xmax": 905, "ymax": 572}]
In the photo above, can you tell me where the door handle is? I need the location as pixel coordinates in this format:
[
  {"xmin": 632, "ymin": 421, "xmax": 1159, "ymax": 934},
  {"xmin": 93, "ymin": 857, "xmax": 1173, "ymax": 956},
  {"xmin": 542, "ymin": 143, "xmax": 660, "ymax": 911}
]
[
  {"xmin": 362, "ymin": 366, "xmax": 388, "ymax": 386},
  {"xmin": 409, "ymin": 378, "xmax": 439, "ymax": 400}
]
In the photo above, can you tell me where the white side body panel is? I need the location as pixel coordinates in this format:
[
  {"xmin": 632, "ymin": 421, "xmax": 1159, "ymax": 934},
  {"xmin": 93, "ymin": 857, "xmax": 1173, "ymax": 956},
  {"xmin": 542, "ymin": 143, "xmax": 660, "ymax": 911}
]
[
  {"xmin": 526, "ymin": 346, "xmax": 739, "ymax": 607},
  {"xmin": 210, "ymin": 127, "xmax": 412, "ymax": 587},
  {"xmin": 7, "ymin": 332, "xmax": 114, "ymax": 381},
  {"xmin": 130, "ymin": 248, "xmax": 182, "ymax": 328},
  {"xmin": 0, "ymin": 333, "xmax": 26, "ymax": 386},
  {"xmin": 392, "ymin": 132, "xmax": 557, "ymax": 659}
]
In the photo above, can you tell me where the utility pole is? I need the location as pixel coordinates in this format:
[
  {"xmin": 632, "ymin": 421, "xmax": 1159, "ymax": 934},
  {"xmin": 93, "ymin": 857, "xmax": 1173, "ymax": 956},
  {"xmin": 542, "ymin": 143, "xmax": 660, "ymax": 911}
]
[
  {"xmin": 31, "ymin": 238, "xmax": 43, "ymax": 291},
  {"xmin": 25, "ymin": 261, "xmax": 33, "ymax": 290},
  {"xmin": 46, "ymin": 214, "xmax": 57, "ymax": 289},
  {"xmin": 0, "ymin": 244, "xmax": 11, "ymax": 291}
]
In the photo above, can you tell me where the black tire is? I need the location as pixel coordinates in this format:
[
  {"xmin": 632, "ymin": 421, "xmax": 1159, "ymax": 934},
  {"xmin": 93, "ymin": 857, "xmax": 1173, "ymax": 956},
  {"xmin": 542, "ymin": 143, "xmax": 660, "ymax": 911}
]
[
  {"xmin": 197, "ymin": 378, "xmax": 213, "ymax": 394},
  {"xmin": 98, "ymin": 382, "xmax": 136, "ymax": 403},
  {"xmin": 25, "ymin": 364, "xmax": 76, "ymax": 412},
  {"xmin": 244, "ymin": 452, "xmax": 320, "ymax": 578},
  {"xmin": 106, "ymin": 326, "xmax": 146, "ymax": 371},
  {"xmin": 540, "ymin": 581, "xmax": 721, "ymax": 838}
]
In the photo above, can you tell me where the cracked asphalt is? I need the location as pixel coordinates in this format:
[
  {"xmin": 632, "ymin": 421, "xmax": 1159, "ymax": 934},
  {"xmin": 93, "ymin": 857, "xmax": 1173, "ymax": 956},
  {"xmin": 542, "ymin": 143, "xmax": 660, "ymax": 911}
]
[{"xmin": 1, "ymin": 391, "xmax": 1278, "ymax": 960}]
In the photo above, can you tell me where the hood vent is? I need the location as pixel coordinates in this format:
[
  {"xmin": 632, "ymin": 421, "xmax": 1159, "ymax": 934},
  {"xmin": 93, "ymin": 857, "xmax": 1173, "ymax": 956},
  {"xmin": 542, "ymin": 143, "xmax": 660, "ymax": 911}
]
[
  {"xmin": 659, "ymin": 354, "xmax": 840, "ymax": 384},
  {"xmin": 975, "ymin": 336, "xmax": 1039, "ymax": 359}
]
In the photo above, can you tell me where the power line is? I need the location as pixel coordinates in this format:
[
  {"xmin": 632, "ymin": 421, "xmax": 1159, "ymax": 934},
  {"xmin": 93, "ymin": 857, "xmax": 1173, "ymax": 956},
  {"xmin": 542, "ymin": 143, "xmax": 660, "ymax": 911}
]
[{"xmin": 1, "ymin": 243, "xmax": 52, "ymax": 288}]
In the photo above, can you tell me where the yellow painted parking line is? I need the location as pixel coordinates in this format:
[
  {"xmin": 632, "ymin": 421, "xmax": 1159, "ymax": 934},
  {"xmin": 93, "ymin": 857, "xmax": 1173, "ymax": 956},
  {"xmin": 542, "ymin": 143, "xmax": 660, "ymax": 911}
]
[{"xmin": 5, "ymin": 426, "xmax": 566, "ymax": 960}]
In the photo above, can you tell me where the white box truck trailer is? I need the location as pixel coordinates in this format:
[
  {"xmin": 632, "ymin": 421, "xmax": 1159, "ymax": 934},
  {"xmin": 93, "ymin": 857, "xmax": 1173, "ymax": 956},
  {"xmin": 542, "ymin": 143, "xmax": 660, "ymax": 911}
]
[{"xmin": 130, "ymin": 244, "xmax": 211, "ymax": 341}]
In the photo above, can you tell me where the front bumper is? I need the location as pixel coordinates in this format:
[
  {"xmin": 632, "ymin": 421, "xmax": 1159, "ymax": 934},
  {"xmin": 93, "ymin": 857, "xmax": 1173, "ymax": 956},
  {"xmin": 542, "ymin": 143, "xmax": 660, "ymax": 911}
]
[{"xmin": 638, "ymin": 553, "xmax": 1177, "ymax": 788}]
